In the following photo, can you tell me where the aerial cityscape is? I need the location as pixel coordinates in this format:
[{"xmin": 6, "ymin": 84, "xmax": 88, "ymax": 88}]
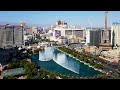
[{"xmin": 0, "ymin": 11, "xmax": 120, "ymax": 79}]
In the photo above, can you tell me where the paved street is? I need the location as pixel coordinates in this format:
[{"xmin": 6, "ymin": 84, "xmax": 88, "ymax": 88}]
[
  {"xmin": 84, "ymin": 54, "xmax": 120, "ymax": 78},
  {"xmin": 67, "ymin": 45, "xmax": 120, "ymax": 78}
]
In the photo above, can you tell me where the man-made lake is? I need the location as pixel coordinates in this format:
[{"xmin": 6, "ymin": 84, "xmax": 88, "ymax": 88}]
[{"xmin": 31, "ymin": 47, "xmax": 101, "ymax": 77}]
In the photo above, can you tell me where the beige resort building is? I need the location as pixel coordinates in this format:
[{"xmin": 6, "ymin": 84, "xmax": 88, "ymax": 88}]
[
  {"xmin": 100, "ymin": 49, "xmax": 120, "ymax": 62},
  {"xmin": 48, "ymin": 20, "xmax": 86, "ymax": 44}
]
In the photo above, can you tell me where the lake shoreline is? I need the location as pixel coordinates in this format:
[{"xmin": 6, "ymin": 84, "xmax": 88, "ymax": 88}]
[{"xmin": 56, "ymin": 48, "xmax": 106, "ymax": 74}]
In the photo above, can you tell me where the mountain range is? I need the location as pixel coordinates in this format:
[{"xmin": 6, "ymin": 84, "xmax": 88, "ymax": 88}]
[
  {"xmin": 0, "ymin": 21, "xmax": 51, "ymax": 28},
  {"xmin": 0, "ymin": 21, "xmax": 108, "ymax": 29}
]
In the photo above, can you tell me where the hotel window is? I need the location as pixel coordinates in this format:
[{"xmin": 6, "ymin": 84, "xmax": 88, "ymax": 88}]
[
  {"xmin": 5, "ymin": 27, "xmax": 13, "ymax": 42},
  {"xmin": 65, "ymin": 30, "xmax": 72, "ymax": 35},
  {"xmin": 73, "ymin": 30, "xmax": 83, "ymax": 37}
]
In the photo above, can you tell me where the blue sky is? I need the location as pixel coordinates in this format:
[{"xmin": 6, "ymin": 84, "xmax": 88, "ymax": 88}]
[{"xmin": 0, "ymin": 11, "xmax": 120, "ymax": 27}]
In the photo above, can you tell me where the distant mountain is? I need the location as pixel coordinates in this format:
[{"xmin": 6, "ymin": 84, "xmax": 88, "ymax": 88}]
[
  {"xmin": 0, "ymin": 21, "xmax": 19, "ymax": 25},
  {"xmin": 28, "ymin": 23, "xmax": 51, "ymax": 28},
  {"xmin": 0, "ymin": 21, "xmax": 51, "ymax": 28},
  {"xmin": 0, "ymin": 21, "xmax": 110, "ymax": 29}
]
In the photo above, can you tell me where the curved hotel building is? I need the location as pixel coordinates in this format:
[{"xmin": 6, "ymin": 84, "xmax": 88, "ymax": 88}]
[{"xmin": 49, "ymin": 20, "xmax": 86, "ymax": 44}]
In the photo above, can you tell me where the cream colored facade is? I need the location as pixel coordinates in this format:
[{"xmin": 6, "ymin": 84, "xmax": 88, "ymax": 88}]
[
  {"xmin": 75, "ymin": 47, "xmax": 83, "ymax": 53},
  {"xmin": 31, "ymin": 26, "xmax": 38, "ymax": 34},
  {"xmin": 84, "ymin": 46, "xmax": 99, "ymax": 55},
  {"xmin": 100, "ymin": 49, "xmax": 120, "ymax": 62},
  {"xmin": 111, "ymin": 23, "xmax": 120, "ymax": 46},
  {"xmin": 49, "ymin": 21, "xmax": 85, "ymax": 44}
]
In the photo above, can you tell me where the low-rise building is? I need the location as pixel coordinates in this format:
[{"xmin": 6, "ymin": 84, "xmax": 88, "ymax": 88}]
[
  {"xmin": 17, "ymin": 75, "xmax": 27, "ymax": 79},
  {"xmin": 0, "ymin": 68, "xmax": 25, "ymax": 77},
  {"xmin": 40, "ymin": 33, "xmax": 49, "ymax": 39},
  {"xmin": 100, "ymin": 49, "xmax": 120, "ymax": 62},
  {"xmin": 69, "ymin": 43, "xmax": 85, "ymax": 50},
  {"xmin": 75, "ymin": 47, "xmax": 83, "ymax": 53},
  {"xmin": 84, "ymin": 45, "xmax": 99, "ymax": 55}
]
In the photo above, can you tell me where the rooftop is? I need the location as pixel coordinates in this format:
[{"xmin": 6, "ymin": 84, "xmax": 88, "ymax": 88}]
[
  {"xmin": 112, "ymin": 22, "xmax": 120, "ymax": 25},
  {"xmin": 0, "ymin": 68, "xmax": 25, "ymax": 77}
]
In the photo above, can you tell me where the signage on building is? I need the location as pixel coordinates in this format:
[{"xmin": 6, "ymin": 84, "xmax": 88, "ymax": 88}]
[
  {"xmin": 51, "ymin": 33, "xmax": 53, "ymax": 36},
  {"xmin": 55, "ymin": 30, "xmax": 61, "ymax": 37}
]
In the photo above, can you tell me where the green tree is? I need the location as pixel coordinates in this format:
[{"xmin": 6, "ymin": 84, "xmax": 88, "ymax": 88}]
[
  {"xmin": 82, "ymin": 49, "xmax": 85, "ymax": 53},
  {"xmin": 4, "ymin": 76, "xmax": 16, "ymax": 79},
  {"xmin": 24, "ymin": 64, "xmax": 32, "ymax": 79},
  {"xmin": 36, "ymin": 34, "xmax": 41, "ymax": 39},
  {"xmin": 19, "ymin": 59, "xmax": 28, "ymax": 67},
  {"xmin": 90, "ymin": 60, "xmax": 95, "ymax": 66}
]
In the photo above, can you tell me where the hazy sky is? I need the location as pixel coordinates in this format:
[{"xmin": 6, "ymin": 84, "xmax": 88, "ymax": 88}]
[{"xmin": 0, "ymin": 11, "xmax": 120, "ymax": 27}]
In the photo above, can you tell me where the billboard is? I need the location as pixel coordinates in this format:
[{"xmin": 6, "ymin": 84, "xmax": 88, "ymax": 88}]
[
  {"xmin": 50, "ymin": 33, "xmax": 53, "ymax": 36},
  {"xmin": 55, "ymin": 30, "xmax": 61, "ymax": 37}
]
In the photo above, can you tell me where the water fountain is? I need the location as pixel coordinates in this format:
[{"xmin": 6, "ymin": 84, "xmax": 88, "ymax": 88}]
[
  {"xmin": 34, "ymin": 47, "xmax": 101, "ymax": 77},
  {"xmin": 53, "ymin": 53, "xmax": 80, "ymax": 74},
  {"xmin": 39, "ymin": 47, "xmax": 80, "ymax": 74},
  {"xmin": 39, "ymin": 47, "xmax": 54, "ymax": 61}
]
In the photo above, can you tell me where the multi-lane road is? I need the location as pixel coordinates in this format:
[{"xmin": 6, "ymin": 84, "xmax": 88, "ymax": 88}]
[{"xmin": 83, "ymin": 53, "xmax": 120, "ymax": 78}]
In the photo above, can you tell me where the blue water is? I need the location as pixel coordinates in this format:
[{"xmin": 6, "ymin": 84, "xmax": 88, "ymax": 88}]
[{"xmin": 31, "ymin": 47, "xmax": 102, "ymax": 77}]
